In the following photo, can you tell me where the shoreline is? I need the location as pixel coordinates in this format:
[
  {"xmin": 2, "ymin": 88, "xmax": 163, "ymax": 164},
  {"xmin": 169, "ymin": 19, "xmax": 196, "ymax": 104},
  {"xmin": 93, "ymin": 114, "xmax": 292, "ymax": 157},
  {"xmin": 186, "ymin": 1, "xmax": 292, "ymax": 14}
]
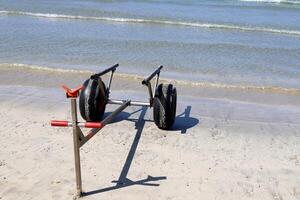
[
  {"xmin": 1, "ymin": 64, "xmax": 300, "ymax": 108},
  {"xmin": 1, "ymin": 63, "xmax": 300, "ymax": 94},
  {"xmin": 0, "ymin": 84, "xmax": 299, "ymax": 199}
]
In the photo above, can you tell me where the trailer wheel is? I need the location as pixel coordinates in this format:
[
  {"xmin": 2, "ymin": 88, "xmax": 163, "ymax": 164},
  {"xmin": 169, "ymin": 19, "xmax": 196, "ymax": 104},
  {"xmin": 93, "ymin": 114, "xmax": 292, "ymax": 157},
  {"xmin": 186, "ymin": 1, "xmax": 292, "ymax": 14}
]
[
  {"xmin": 79, "ymin": 77, "xmax": 107, "ymax": 122},
  {"xmin": 153, "ymin": 83, "xmax": 177, "ymax": 129}
]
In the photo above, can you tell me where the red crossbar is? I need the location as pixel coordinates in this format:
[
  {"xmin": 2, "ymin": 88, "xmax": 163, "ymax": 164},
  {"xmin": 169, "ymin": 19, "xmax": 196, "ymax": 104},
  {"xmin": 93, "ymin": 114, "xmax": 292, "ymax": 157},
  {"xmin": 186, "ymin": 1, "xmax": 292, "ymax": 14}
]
[
  {"xmin": 84, "ymin": 122, "xmax": 103, "ymax": 128},
  {"xmin": 51, "ymin": 120, "xmax": 103, "ymax": 128},
  {"xmin": 51, "ymin": 120, "xmax": 69, "ymax": 127}
]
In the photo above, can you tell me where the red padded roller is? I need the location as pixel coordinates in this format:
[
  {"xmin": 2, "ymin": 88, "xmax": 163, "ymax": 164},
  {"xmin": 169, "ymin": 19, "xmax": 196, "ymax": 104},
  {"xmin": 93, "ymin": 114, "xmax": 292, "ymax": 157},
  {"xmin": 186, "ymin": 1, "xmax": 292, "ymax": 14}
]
[{"xmin": 51, "ymin": 120, "xmax": 69, "ymax": 127}]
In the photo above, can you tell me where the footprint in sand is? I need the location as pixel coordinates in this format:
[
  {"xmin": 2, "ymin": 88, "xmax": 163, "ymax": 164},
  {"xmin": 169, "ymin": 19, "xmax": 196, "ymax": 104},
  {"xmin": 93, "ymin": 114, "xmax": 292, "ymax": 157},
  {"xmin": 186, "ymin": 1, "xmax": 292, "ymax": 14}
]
[
  {"xmin": 0, "ymin": 160, "xmax": 6, "ymax": 167},
  {"xmin": 237, "ymin": 182, "xmax": 254, "ymax": 197},
  {"xmin": 288, "ymin": 155, "xmax": 299, "ymax": 166},
  {"xmin": 210, "ymin": 127, "xmax": 228, "ymax": 140}
]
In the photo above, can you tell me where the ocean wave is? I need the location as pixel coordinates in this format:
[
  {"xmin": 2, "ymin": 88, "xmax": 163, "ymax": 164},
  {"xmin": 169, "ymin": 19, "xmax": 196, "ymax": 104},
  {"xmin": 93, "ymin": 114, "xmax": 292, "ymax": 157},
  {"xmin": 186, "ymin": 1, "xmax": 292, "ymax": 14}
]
[
  {"xmin": 0, "ymin": 63, "xmax": 92, "ymax": 74},
  {"xmin": 240, "ymin": 0, "xmax": 300, "ymax": 4},
  {"xmin": 1, "ymin": 10, "xmax": 300, "ymax": 36},
  {"xmin": 1, "ymin": 63, "xmax": 300, "ymax": 94}
]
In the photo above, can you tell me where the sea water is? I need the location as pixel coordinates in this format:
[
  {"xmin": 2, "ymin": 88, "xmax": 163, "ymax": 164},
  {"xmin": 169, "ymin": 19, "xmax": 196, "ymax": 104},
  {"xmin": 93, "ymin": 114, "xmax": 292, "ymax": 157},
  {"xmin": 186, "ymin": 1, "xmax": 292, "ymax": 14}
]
[{"xmin": 0, "ymin": 0, "xmax": 300, "ymax": 91}]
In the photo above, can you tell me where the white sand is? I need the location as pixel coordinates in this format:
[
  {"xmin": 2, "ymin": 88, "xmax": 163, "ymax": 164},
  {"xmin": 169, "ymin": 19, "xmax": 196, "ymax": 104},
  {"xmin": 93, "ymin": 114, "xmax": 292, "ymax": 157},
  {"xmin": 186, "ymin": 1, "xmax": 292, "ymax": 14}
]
[{"xmin": 0, "ymin": 85, "xmax": 299, "ymax": 200}]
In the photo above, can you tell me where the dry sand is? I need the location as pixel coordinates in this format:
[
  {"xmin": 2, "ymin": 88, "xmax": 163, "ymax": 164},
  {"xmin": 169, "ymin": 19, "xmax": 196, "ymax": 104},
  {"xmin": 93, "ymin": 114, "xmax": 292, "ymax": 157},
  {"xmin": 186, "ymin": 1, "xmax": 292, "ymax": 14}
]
[{"xmin": 0, "ymin": 81, "xmax": 300, "ymax": 199}]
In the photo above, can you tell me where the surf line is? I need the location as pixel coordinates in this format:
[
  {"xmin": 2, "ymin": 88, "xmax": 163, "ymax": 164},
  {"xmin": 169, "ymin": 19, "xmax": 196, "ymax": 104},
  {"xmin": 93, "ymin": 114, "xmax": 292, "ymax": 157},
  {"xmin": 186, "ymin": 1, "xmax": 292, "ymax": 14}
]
[
  {"xmin": 1, "ymin": 10, "xmax": 300, "ymax": 36},
  {"xmin": 1, "ymin": 63, "xmax": 300, "ymax": 94}
]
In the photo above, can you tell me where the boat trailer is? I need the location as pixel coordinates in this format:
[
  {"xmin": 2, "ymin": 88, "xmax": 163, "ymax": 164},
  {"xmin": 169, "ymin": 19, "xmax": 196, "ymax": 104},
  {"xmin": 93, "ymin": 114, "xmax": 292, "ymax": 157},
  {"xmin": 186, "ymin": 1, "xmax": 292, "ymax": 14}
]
[{"xmin": 50, "ymin": 64, "xmax": 177, "ymax": 197}]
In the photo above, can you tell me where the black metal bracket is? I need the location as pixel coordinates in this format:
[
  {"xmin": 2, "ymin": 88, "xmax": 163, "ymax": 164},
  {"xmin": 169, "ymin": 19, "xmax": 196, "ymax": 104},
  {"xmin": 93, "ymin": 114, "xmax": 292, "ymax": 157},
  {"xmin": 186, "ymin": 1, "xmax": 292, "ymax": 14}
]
[{"xmin": 142, "ymin": 65, "xmax": 163, "ymax": 106}]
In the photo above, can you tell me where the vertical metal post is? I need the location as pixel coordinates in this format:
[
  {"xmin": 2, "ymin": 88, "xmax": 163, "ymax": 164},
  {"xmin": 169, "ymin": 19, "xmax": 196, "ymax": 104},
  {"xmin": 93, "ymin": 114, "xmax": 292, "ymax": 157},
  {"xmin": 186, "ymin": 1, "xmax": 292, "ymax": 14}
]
[
  {"xmin": 106, "ymin": 70, "xmax": 115, "ymax": 98},
  {"xmin": 107, "ymin": 70, "xmax": 114, "ymax": 91},
  {"xmin": 154, "ymin": 72, "xmax": 160, "ymax": 97},
  {"xmin": 71, "ymin": 98, "xmax": 82, "ymax": 197},
  {"xmin": 147, "ymin": 82, "xmax": 154, "ymax": 106}
]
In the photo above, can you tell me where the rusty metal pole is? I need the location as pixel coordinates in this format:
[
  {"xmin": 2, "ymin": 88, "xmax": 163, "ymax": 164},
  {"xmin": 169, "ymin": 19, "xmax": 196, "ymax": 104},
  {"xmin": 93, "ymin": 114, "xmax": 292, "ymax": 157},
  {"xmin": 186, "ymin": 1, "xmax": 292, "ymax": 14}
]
[{"xmin": 71, "ymin": 98, "xmax": 82, "ymax": 197}]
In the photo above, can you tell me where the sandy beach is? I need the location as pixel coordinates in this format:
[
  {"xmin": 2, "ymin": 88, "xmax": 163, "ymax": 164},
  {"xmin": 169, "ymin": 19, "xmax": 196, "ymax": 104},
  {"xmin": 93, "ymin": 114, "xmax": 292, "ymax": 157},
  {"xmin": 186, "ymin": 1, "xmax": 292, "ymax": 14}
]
[
  {"xmin": 0, "ymin": 68, "xmax": 299, "ymax": 200},
  {"xmin": 1, "ymin": 0, "xmax": 300, "ymax": 199}
]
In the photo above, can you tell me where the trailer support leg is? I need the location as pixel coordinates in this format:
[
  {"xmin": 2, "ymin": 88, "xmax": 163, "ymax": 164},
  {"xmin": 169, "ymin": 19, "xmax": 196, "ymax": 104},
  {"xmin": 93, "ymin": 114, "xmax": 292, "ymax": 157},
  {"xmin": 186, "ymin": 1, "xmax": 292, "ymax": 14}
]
[{"xmin": 71, "ymin": 98, "xmax": 82, "ymax": 197}]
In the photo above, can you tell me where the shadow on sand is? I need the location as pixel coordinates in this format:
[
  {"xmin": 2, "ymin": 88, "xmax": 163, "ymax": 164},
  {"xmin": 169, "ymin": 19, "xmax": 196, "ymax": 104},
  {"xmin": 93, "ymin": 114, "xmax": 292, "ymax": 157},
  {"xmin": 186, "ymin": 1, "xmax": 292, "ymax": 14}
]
[
  {"xmin": 83, "ymin": 107, "xmax": 166, "ymax": 196},
  {"xmin": 83, "ymin": 105, "xmax": 198, "ymax": 196},
  {"xmin": 171, "ymin": 106, "xmax": 199, "ymax": 134}
]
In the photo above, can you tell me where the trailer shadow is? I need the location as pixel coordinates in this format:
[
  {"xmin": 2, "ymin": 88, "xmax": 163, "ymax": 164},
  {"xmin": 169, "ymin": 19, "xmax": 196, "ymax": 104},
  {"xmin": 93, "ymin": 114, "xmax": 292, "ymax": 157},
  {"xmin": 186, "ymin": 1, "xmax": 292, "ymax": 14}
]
[
  {"xmin": 83, "ymin": 107, "xmax": 166, "ymax": 197},
  {"xmin": 103, "ymin": 111, "xmax": 131, "ymax": 124},
  {"xmin": 105, "ymin": 105, "xmax": 199, "ymax": 134},
  {"xmin": 171, "ymin": 105, "xmax": 199, "ymax": 134}
]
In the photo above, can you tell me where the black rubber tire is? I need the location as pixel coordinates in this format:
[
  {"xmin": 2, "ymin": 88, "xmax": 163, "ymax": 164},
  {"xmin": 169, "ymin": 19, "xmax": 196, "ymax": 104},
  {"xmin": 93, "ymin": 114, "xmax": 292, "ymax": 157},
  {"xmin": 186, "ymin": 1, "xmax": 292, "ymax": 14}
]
[
  {"xmin": 79, "ymin": 77, "xmax": 107, "ymax": 122},
  {"xmin": 153, "ymin": 83, "xmax": 177, "ymax": 129}
]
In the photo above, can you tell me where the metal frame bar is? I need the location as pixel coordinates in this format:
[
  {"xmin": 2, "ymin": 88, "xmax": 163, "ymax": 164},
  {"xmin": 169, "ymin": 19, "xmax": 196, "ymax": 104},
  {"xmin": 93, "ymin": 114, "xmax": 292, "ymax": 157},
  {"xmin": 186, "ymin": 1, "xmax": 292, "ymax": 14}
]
[
  {"xmin": 141, "ymin": 65, "xmax": 163, "ymax": 106},
  {"xmin": 142, "ymin": 65, "xmax": 163, "ymax": 86},
  {"xmin": 71, "ymin": 98, "xmax": 82, "ymax": 197},
  {"xmin": 51, "ymin": 64, "xmax": 165, "ymax": 198},
  {"xmin": 82, "ymin": 100, "xmax": 130, "ymax": 145},
  {"xmin": 106, "ymin": 69, "xmax": 115, "ymax": 96},
  {"xmin": 52, "ymin": 98, "xmax": 130, "ymax": 198},
  {"xmin": 91, "ymin": 63, "xmax": 119, "ymax": 79},
  {"xmin": 108, "ymin": 99, "xmax": 150, "ymax": 107},
  {"xmin": 104, "ymin": 65, "xmax": 163, "ymax": 107}
]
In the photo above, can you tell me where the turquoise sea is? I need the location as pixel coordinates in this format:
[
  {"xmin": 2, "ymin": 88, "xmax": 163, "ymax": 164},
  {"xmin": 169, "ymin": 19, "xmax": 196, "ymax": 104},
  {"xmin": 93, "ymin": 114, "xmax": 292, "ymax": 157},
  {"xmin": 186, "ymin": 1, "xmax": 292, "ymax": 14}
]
[{"xmin": 1, "ymin": 0, "xmax": 300, "ymax": 90}]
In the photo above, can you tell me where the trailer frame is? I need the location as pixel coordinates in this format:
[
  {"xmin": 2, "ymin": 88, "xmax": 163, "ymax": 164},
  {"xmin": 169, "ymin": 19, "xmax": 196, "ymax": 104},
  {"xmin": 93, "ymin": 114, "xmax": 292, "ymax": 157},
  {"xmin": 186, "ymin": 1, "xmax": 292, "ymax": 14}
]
[{"xmin": 50, "ymin": 64, "xmax": 163, "ymax": 198}]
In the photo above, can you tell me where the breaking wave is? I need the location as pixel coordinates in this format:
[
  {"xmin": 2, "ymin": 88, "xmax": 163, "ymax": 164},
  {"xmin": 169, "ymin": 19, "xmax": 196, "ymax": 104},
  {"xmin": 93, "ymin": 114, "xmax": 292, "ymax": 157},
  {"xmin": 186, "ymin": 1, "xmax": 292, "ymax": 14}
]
[
  {"xmin": 1, "ymin": 63, "xmax": 300, "ymax": 94},
  {"xmin": 240, "ymin": 0, "xmax": 300, "ymax": 4},
  {"xmin": 1, "ymin": 10, "xmax": 300, "ymax": 36}
]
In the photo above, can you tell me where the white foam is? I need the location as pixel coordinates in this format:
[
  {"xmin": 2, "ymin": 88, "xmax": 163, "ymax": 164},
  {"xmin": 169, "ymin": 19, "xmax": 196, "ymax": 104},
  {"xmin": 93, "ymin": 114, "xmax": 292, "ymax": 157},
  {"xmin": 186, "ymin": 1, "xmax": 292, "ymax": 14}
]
[
  {"xmin": 240, "ymin": 0, "xmax": 300, "ymax": 4},
  {"xmin": 1, "ymin": 63, "xmax": 300, "ymax": 94},
  {"xmin": 1, "ymin": 10, "xmax": 300, "ymax": 36},
  {"xmin": 0, "ymin": 63, "xmax": 92, "ymax": 74}
]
